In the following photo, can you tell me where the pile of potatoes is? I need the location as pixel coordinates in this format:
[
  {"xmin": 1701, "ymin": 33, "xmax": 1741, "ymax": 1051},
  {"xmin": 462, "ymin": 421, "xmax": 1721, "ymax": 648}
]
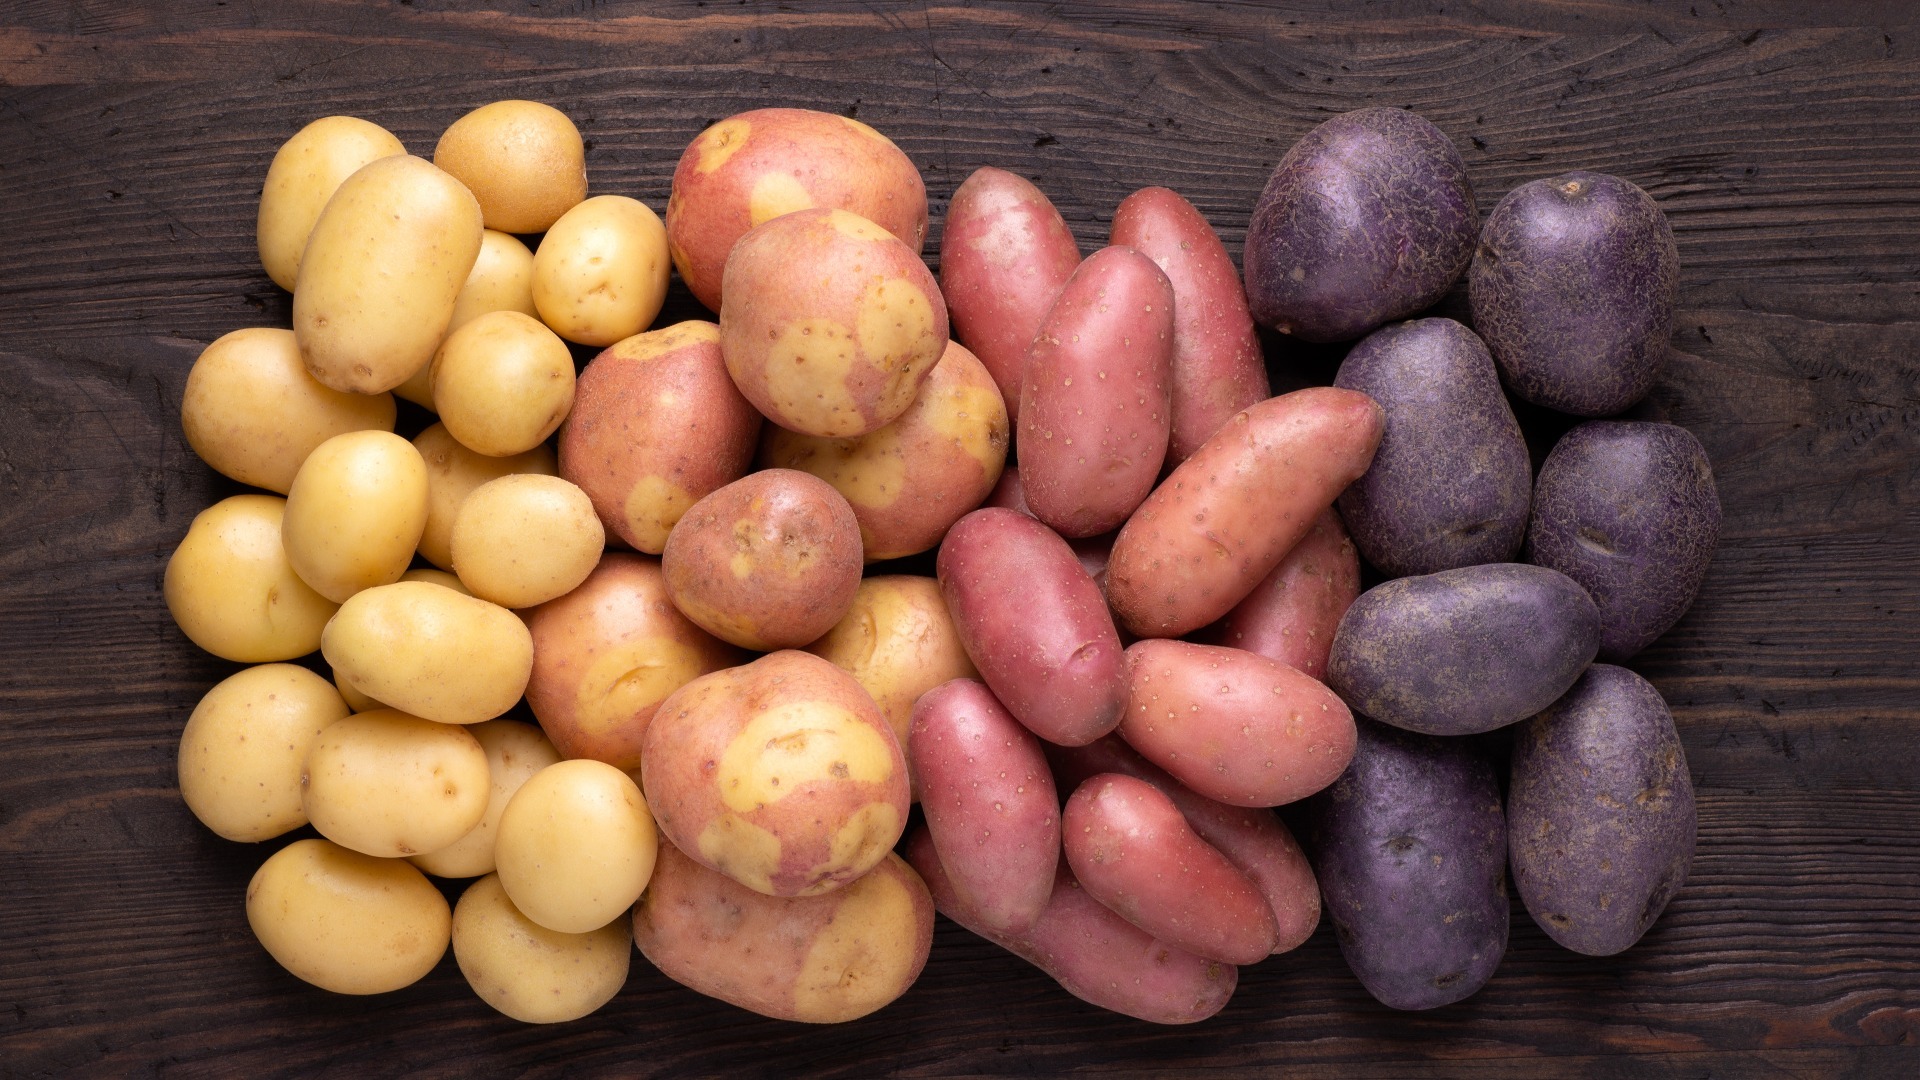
[{"xmin": 165, "ymin": 97, "xmax": 1715, "ymax": 1027}]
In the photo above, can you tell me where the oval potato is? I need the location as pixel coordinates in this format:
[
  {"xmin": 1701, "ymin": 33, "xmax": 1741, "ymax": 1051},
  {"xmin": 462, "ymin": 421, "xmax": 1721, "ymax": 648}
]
[
  {"xmin": 322, "ymin": 580, "xmax": 533, "ymax": 725},
  {"xmin": 1200, "ymin": 506, "xmax": 1359, "ymax": 681},
  {"xmin": 257, "ymin": 116, "xmax": 406, "ymax": 292},
  {"xmin": 453, "ymin": 872, "xmax": 631, "ymax": 1024},
  {"xmin": 397, "ymin": 230, "xmax": 540, "ymax": 411},
  {"xmin": 495, "ymin": 758, "xmax": 658, "ymax": 934},
  {"xmin": 246, "ymin": 838, "xmax": 450, "ymax": 995},
  {"xmin": 411, "ymin": 719, "xmax": 562, "ymax": 880},
  {"xmin": 178, "ymin": 664, "xmax": 349, "ymax": 843},
  {"xmin": 433, "ymin": 99, "xmax": 588, "ymax": 235},
  {"xmin": 532, "ymin": 195, "xmax": 670, "ymax": 347},
  {"xmin": 804, "ymin": 575, "xmax": 977, "ymax": 761},
  {"xmin": 431, "ymin": 310, "xmax": 576, "ymax": 458},
  {"xmin": 413, "ymin": 422, "xmax": 557, "ymax": 572},
  {"xmin": 450, "ymin": 474, "xmax": 605, "ymax": 610},
  {"xmin": 164, "ymin": 494, "xmax": 338, "ymax": 663},
  {"xmin": 282, "ymin": 430, "xmax": 429, "ymax": 604},
  {"xmin": 301, "ymin": 708, "xmax": 490, "ymax": 858}
]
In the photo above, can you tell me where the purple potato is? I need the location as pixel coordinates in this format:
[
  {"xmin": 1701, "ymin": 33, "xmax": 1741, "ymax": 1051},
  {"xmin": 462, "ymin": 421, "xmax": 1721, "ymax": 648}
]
[
  {"xmin": 1469, "ymin": 171, "xmax": 1678, "ymax": 416},
  {"xmin": 1244, "ymin": 108, "xmax": 1478, "ymax": 344},
  {"xmin": 1509, "ymin": 664, "xmax": 1696, "ymax": 956},
  {"xmin": 1334, "ymin": 318, "xmax": 1532, "ymax": 576},
  {"xmin": 1526, "ymin": 420, "xmax": 1720, "ymax": 661},
  {"xmin": 1311, "ymin": 718, "xmax": 1507, "ymax": 1011},
  {"xmin": 1327, "ymin": 563, "xmax": 1599, "ymax": 736}
]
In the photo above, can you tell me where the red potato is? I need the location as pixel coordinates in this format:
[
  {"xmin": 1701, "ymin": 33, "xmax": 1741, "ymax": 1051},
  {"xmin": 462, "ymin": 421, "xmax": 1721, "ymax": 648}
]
[
  {"xmin": 984, "ymin": 464, "xmax": 1032, "ymax": 516},
  {"xmin": 940, "ymin": 167, "xmax": 1081, "ymax": 425},
  {"xmin": 983, "ymin": 468, "xmax": 1114, "ymax": 586},
  {"xmin": 1107, "ymin": 386, "xmax": 1385, "ymax": 638},
  {"xmin": 1110, "ymin": 187, "xmax": 1270, "ymax": 464},
  {"xmin": 1197, "ymin": 506, "xmax": 1360, "ymax": 681},
  {"xmin": 936, "ymin": 508, "xmax": 1126, "ymax": 747},
  {"xmin": 1019, "ymin": 246, "xmax": 1175, "ymax": 538},
  {"xmin": 909, "ymin": 679, "xmax": 1059, "ymax": 934}
]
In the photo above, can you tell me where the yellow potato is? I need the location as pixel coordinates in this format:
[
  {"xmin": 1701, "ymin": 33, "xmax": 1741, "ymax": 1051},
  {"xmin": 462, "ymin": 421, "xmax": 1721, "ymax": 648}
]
[
  {"xmin": 431, "ymin": 310, "xmax": 576, "ymax": 457},
  {"xmin": 401, "ymin": 567, "xmax": 469, "ymax": 593},
  {"xmin": 453, "ymin": 873, "xmax": 630, "ymax": 1023},
  {"xmin": 332, "ymin": 666, "xmax": 382, "ymax": 713},
  {"xmin": 322, "ymin": 581, "xmax": 534, "ymax": 725},
  {"xmin": 257, "ymin": 116, "xmax": 406, "ymax": 292},
  {"xmin": 246, "ymin": 838, "xmax": 450, "ymax": 995},
  {"xmin": 282, "ymin": 430, "xmax": 429, "ymax": 604},
  {"xmin": 495, "ymin": 759, "xmax": 657, "ymax": 933},
  {"xmin": 397, "ymin": 230, "xmax": 539, "ymax": 410},
  {"xmin": 434, "ymin": 100, "xmax": 588, "ymax": 235},
  {"xmin": 411, "ymin": 720, "xmax": 561, "ymax": 879},
  {"xmin": 532, "ymin": 195, "xmax": 669, "ymax": 347},
  {"xmin": 332, "ymin": 573, "xmax": 468, "ymax": 712},
  {"xmin": 178, "ymin": 664, "xmax": 348, "ymax": 842},
  {"xmin": 413, "ymin": 422, "xmax": 557, "ymax": 572},
  {"xmin": 294, "ymin": 154, "xmax": 484, "ymax": 393},
  {"xmin": 804, "ymin": 575, "xmax": 977, "ymax": 768},
  {"xmin": 164, "ymin": 494, "xmax": 338, "ymax": 662},
  {"xmin": 302, "ymin": 708, "xmax": 490, "ymax": 858},
  {"xmin": 450, "ymin": 474, "xmax": 603, "ymax": 609}
]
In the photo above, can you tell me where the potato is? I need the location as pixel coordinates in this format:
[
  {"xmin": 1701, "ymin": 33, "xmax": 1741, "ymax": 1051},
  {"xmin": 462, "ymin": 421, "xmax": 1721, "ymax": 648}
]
[
  {"xmin": 642, "ymin": 651, "xmax": 909, "ymax": 897},
  {"xmin": 1526, "ymin": 420, "xmax": 1721, "ymax": 661},
  {"xmin": 524, "ymin": 553, "xmax": 741, "ymax": 772},
  {"xmin": 939, "ymin": 166, "xmax": 1080, "ymax": 422},
  {"xmin": 660, "ymin": 469, "xmax": 862, "ymax": 650},
  {"xmin": 937, "ymin": 508, "xmax": 1127, "ymax": 747},
  {"xmin": 282, "ymin": 430, "xmax": 429, "ymax": 603},
  {"xmin": 1310, "ymin": 719, "xmax": 1508, "ymax": 1011},
  {"xmin": 720, "ymin": 207, "xmax": 948, "ymax": 438},
  {"xmin": 531, "ymin": 194, "xmax": 669, "ymax": 347},
  {"xmin": 431, "ymin": 310, "xmax": 576, "ymax": 457},
  {"xmin": 178, "ymin": 664, "xmax": 348, "ymax": 843},
  {"xmin": 401, "ymin": 567, "xmax": 469, "ymax": 594},
  {"xmin": 453, "ymin": 873, "xmax": 631, "ymax": 1024},
  {"xmin": 181, "ymin": 327, "xmax": 396, "ymax": 494},
  {"xmin": 805, "ymin": 576, "xmax": 977, "ymax": 764},
  {"xmin": 397, "ymin": 230, "xmax": 541, "ymax": 411},
  {"xmin": 1244, "ymin": 108, "xmax": 1478, "ymax": 343},
  {"xmin": 634, "ymin": 842, "xmax": 933, "ymax": 1024},
  {"xmin": 558, "ymin": 321, "xmax": 762, "ymax": 553},
  {"xmin": 246, "ymin": 839, "xmax": 450, "ymax": 995},
  {"xmin": 257, "ymin": 116, "xmax": 406, "ymax": 292},
  {"xmin": 413, "ymin": 422, "xmax": 557, "ymax": 572},
  {"xmin": 433, "ymin": 100, "xmax": 588, "ymax": 234},
  {"xmin": 984, "ymin": 463, "xmax": 1032, "ymax": 515},
  {"xmin": 1199, "ymin": 507, "xmax": 1358, "ymax": 682},
  {"xmin": 164, "ymin": 494, "xmax": 338, "ymax": 662},
  {"xmin": 411, "ymin": 719, "xmax": 561, "ymax": 879},
  {"xmin": 301, "ymin": 708, "xmax": 490, "ymax": 858},
  {"xmin": 495, "ymin": 759, "xmax": 658, "ymax": 933},
  {"xmin": 1470, "ymin": 172, "xmax": 1678, "ymax": 416},
  {"xmin": 1333, "ymin": 318, "xmax": 1532, "ymax": 576},
  {"xmin": 322, "ymin": 580, "xmax": 533, "ymax": 725},
  {"xmin": 909, "ymin": 679, "xmax": 1059, "ymax": 934},
  {"xmin": 1327, "ymin": 563, "xmax": 1600, "ymax": 736},
  {"xmin": 294, "ymin": 154, "xmax": 484, "ymax": 393},
  {"xmin": 666, "ymin": 107, "xmax": 928, "ymax": 312},
  {"xmin": 450, "ymin": 474, "xmax": 604, "ymax": 609},
  {"xmin": 1019, "ymin": 246, "xmax": 1175, "ymax": 538},
  {"xmin": 333, "ymin": 666, "xmax": 382, "ymax": 713},
  {"xmin": 1107, "ymin": 387, "xmax": 1385, "ymax": 639},
  {"xmin": 1110, "ymin": 186, "xmax": 1269, "ymax": 463}
]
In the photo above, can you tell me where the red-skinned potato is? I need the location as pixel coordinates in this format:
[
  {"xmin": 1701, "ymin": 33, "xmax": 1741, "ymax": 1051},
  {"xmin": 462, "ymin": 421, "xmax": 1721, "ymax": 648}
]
[
  {"xmin": 1198, "ymin": 506, "xmax": 1360, "ymax": 681},
  {"xmin": 984, "ymin": 463, "xmax": 1032, "ymax": 515}
]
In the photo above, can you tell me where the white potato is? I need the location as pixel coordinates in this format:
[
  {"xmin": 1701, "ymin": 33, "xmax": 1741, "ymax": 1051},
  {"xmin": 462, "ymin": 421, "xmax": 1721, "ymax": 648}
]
[
  {"xmin": 413, "ymin": 422, "xmax": 557, "ymax": 571},
  {"xmin": 321, "ymin": 581, "xmax": 533, "ymax": 725},
  {"xmin": 411, "ymin": 719, "xmax": 561, "ymax": 879},
  {"xmin": 397, "ymin": 230, "xmax": 539, "ymax": 410},
  {"xmin": 451, "ymin": 474, "xmax": 604, "ymax": 609},
  {"xmin": 257, "ymin": 116, "xmax": 406, "ymax": 292},
  {"xmin": 434, "ymin": 100, "xmax": 588, "ymax": 234},
  {"xmin": 301, "ymin": 708, "xmax": 490, "ymax": 858},
  {"xmin": 431, "ymin": 310, "xmax": 576, "ymax": 457}
]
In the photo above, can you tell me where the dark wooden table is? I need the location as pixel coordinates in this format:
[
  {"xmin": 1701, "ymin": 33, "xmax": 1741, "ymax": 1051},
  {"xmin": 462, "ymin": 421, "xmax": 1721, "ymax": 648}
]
[{"xmin": 5, "ymin": 2, "xmax": 1919, "ymax": 1076}]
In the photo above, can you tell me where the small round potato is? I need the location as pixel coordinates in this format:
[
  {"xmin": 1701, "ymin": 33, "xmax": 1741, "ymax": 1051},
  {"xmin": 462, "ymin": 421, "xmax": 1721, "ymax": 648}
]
[
  {"xmin": 332, "ymin": 574, "xmax": 471, "ymax": 712},
  {"xmin": 431, "ymin": 310, "xmax": 576, "ymax": 457},
  {"xmin": 453, "ymin": 873, "xmax": 631, "ymax": 1023},
  {"xmin": 178, "ymin": 664, "xmax": 349, "ymax": 842},
  {"xmin": 301, "ymin": 708, "xmax": 491, "ymax": 858},
  {"xmin": 397, "ymin": 230, "xmax": 540, "ymax": 410},
  {"xmin": 282, "ymin": 430, "xmax": 429, "ymax": 604},
  {"xmin": 495, "ymin": 759, "xmax": 658, "ymax": 934},
  {"xmin": 532, "ymin": 195, "xmax": 670, "ymax": 347},
  {"xmin": 164, "ymin": 494, "xmax": 338, "ymax": 662},
  {"xmin": 322, "ymin": 581, "xmax": 534, "ymax": 725},
  {"xmin": 805, "ymin": 575, "xmax": 977, "ymax": 757},
  {"xmin": 413, "ymin": 422, "xmax": 557, "ymax": 572},
  {"xmin": 257, "ymin": 116, "xmax": 406, "ymax": 292},
  {"xmin": 412, "ymin": 720, "xmax": 561, "ymax": 880},
  {"xmin": 246, "ymin": 838, "xmax": 451, "ymax": 995},
  {"xmin": 450, "ymin": 474, "xmax": 605, "ymax": 609},
  {"xmin": 433, "ymin": 100, "xmax": 588, "ymax": 235}
]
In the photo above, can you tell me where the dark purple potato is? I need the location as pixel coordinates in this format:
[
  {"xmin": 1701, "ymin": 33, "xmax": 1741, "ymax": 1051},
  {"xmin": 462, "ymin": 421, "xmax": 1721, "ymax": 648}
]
[
  {"xmin": 1334, "ymin": 318, "xmax": 1532, "ymax": 576},
  {"xmin": 1243, "ymin": 108, "xmax": 1478, "ymax": 343},
  {"xmin": 1327, "ymin": 563, "xmax": 1599, "ymax": 736},
  {"xmin": 1526, "ymin": 420, "xmax": 1720, "ymax": 661},
  {"xmin": 1509, "ymin": 664, "xmax": 1696, "ymax": 956},
  {"xmin": 1469, "ymin": 171, "xmax": 1678, "ymax": 416},
  {"xmin": 1310, "ymin": 718, "xmax": 1507, "ymax": 1011}
]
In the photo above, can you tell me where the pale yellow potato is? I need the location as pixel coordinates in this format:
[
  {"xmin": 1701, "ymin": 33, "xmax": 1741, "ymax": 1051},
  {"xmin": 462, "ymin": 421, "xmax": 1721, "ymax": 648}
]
[
  {"xmin": 431, "ymin": 310, "xmax": 576, "ymax": 457},
  {"xmin": 495, "ymin": 759, "xmax": 657, "ymax": 933},
  {"xmin": 453, "ymin": 873, "xmax": 631, "ymax": 1023},
  {"xmin": 411, "ymin": 719, "xmax": 561, "ymax": 879},
  {"xmin": 434, "ymin": 100, "xmax": 588, "ymax": 235},
  {"xmin": 246, "ymin": 838, "xmax": 451, "ymax": 995},
  {"xmin": 164, "ymin": 494, "xmax": 338, "ymax": 662},
  {"xmin": 282, "ymin": 430, "xmax": 429, "ymax": 604},
  {"xmin": 257, "ymin": 116, "xmax": 406, "ymax": 292},
  {"xmin": 294, "ymin": 154, "xmax": 484, "ymax": 393},
  {"xmin": 322, "ymin": 581, "xmax": 534, "ymax": 725},
  {"xmin": 805, "ymin": 575, "xmax": 976, "ymax": 768},
  {"xmin": 400, "ymin": 567, "xmax": 470, "ymax": 594},
  {"xmin": 302, "ymin": 709, "xmax": 490, "ymax": 859},
  {"xmin": 332, "ymin": 574, "xmax": 474, "ymax": 712},
  {"xmin": 451, "ymin": 475, "xmax": 604, "ymax": 609},
  {"xmin": 332, "ymin": 666, "xmax": 382, "ymax": 713},
  {"xmin": 178, "ymin": 664, "xmax": 348, "ymax": 842},
  {"xmin": 532, "ymin": 195, "xmax": 669, "ymax": 347},
  {"xmin": 413, "ymin": 422, "xmax": 557, "ymax": 572},
  {"xmin": 396, "ymin": 230, "xmax": 539, "ymax": 410}
]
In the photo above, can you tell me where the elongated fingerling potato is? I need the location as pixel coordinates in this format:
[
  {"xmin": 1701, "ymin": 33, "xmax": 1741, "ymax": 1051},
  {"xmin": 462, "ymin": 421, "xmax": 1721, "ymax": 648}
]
[{"xmin": 1199, "ymin": 506, "xmax": 1358, "ymax": 681}]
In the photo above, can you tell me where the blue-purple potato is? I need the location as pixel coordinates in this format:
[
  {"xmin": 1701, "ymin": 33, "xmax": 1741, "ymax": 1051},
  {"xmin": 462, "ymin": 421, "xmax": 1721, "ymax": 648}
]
[
  {"xmin": 1333, "ymin": 318, "xmax": 1532, "ymax": 576},
  {"xmin": 1310, "ymin": 718, "xmax": 1508, "ymax": 1011},
  {"xmin": 1509, "ymin": 664, "xmax": 1696, "ymax": 956},
  {"xmin": 1526, "ymin": 420, "xmax": 1721, "ymax": 661},
  {"xmin": 1469, "ymin": 171, "xmax": 1678, "ymax": 416},
  {"xmin": 1327, "ymin": 563, "xmax": 1600, "ymax": 736},
  {"xmin": 1243, "ymin": 108, "xmax": 1478, "ymax": 343}
]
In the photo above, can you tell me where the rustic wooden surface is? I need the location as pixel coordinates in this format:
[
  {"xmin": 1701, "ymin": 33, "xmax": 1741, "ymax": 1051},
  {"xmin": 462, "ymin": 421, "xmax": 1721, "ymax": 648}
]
[{"xmin": 4, "ymin": 1, "xmax": 1919, "ymax": 1076}]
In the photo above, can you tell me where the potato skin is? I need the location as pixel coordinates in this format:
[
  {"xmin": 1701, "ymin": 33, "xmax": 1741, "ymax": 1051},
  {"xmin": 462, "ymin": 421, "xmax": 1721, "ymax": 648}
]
[
  {"xmin": 281, "ymin": 430, "xmax": 429, "ymax": 604},
  {"xmin": 1107, "ymin": 387, "xmax": 1385, "ymax": 639},
  {"xmin": 430, "ymin": 310, "xmax": 575, "ymax": 458},
  {"xmin": 413, "ymin": 422, "xmax": 557, "ymax": 572},
  {"xmin": 532, "ymin": 194, "xmax": 671, "ymax": 347},
  {"xmin": 804, "ymin": 575, "xmax": 977, "ymax": 764},
  {"xmin": 449, "ymin": 474, "xmax": 605, "ymax": 610},
  {"xmin": 1019, "ymin": 246, "xmax": 1175, "ymax": 538},
  {"xmin": 1310, "ymin": 719, "xmax": 1508, "ymax": 1011},
  {"xmin": 1510, "ymin": 664, "xmax": 1695, "ymax": 957},
  {"xmin": 301, "ymin": 708, "xmax": 490, "ymax": 859},
  {"xmin": 1328, "ymin": 563, "xmax": 1600, "ymax": 736},
  {"xmin": 1110, "ymin": 187, "xmax": 1269, "ymax": 463},
  {"xmin": 257, "ymin": 116, "xmax": 406, "ymax": 292},
  {"xmin": 321, "ymin": 580, "xmax": 534, "ymax": 726},
  {"xmin": 1198, "ymin": 506, "xmax": 1358, "ymax": 682},
  {"xmin": 165, "ymin": 495, "xmax": 338, "ymax": 663},
  {"xmin": 245, "ymin": 839, "xmax": 450, "ymax": 996},
  {"xmin": 1333, "ymin": 318, "xmax": 1532, "ymax": 577},
  {"xmin": 1526, "ymin": 421, "xmax": 1721, "ymax": 661},
  {"xmin": 494, "ymin": 759, "xmax": 659, "ymax": 934},
  {"xmin": 433, "ymin": 99, "xmax": 587, "ymax": 235},
  {"xmin": 452, "ymin": 872, "xmax": 630, "ymax": 1024},
  {"xmin": 178, "ymin": 664, "xmax": 349, "ymax": 843}
]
